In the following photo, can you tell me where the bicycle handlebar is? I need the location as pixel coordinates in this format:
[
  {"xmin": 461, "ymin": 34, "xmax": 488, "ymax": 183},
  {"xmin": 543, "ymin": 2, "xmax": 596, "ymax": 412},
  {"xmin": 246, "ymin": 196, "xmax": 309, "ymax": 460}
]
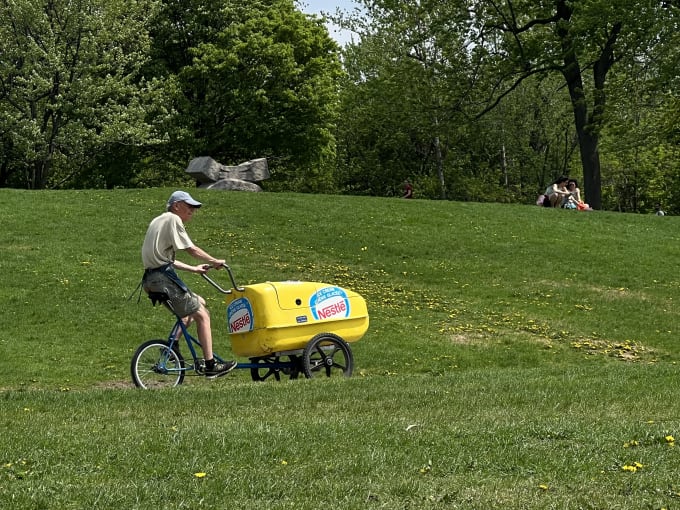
[{"xmin": 201, "ymin": 263, "xmax": 245, "ymax": 294}]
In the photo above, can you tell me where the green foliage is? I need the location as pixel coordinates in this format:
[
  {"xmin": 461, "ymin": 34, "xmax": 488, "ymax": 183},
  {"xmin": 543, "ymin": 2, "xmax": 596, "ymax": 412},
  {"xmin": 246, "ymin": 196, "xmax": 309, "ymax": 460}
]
[
  {"xmin": 336, "ymin": 21, "xmax": 578, "ymax": 202},
  {"xmin": 335, "ymin": 0, "xmax": 680, "ymax": 209},
  {"xmin": 0, "ymin": 0, "xmax": 169, "ymax": 189},
  {"xmin": 0, "ymin": 0, "xmax": 343, "ymax": 191},
  {"xmin": 155, "ymin": 0, "xmax": 343, "ymax": 192},
  {"xmin": 336, "ymin": 1, "xmax": 474, "ymax": 199},
  {"xmin": 600, "ymin": 64, "xmax": 680, "ymax": 213},
  {"xmin": 3, "ymin": 0, "xmax": 680, "ymax": 209}
]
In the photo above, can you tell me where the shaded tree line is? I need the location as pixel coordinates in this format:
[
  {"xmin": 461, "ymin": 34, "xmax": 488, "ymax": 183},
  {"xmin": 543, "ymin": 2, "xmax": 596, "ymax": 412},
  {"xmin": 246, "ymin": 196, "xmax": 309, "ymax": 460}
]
[
  {"xmin": 334, "ymin": 0, "xmax": 680, "ymax": 212},
  {"xmin": 0, "ymin": 0, "xmax": 341, "ymax": 191},
  {"xmin": 2, "ymin": 0, "xmax": 679, "ymax": 213}
]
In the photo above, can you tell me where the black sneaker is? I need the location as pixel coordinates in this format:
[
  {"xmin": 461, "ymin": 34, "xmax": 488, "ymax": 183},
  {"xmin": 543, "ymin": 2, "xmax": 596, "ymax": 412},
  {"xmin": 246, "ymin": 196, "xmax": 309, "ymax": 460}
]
[{"xmin": 204, "ymin": 360, "xmax": 237, "ymax": 379}]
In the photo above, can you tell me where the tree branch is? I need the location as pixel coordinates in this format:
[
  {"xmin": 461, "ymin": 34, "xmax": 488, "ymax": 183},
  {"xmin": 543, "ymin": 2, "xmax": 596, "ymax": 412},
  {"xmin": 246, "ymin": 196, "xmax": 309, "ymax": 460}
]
[{"xmin": 474, "ymin": 66, "xmax": 560, "ymax": 120}]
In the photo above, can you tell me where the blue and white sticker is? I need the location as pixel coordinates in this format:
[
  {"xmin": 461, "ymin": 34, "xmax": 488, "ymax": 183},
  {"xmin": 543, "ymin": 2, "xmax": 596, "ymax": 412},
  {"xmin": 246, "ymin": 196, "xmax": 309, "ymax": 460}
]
[
  {"xmin": 227, "ymin": 297, "xmax": 254, "ymax": 334},
  {"xmin": 310, "ymin": 286, "xmax": 350, "ymax": 321}
]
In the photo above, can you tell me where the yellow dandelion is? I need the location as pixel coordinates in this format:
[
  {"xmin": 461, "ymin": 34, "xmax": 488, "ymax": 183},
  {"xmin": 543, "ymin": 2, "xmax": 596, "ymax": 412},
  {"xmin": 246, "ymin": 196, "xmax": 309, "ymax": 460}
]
[
  {"xmin": 622, "ymin": 465, "xmax": 637, "ymax": 472},
  {"xmin": 665, "ymin": 435, "xmax": 675, "ymax": 443},
  {"xmin": 194, "ymin": 472, "xmax": 207, "ymax": 478},
  {"xmin": 538, "ymin": 484, "xmax": 549, "ymax": 491},
  {"xmin": 280, "ymin": 460, "xmax": 288, "ymax": 465}
]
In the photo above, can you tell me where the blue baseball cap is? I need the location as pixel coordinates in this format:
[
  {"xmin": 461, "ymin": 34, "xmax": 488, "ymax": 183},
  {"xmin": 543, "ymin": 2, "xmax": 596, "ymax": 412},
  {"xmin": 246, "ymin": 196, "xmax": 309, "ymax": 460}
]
[{"xmin": 167, "ymin": 190, "xmax": 202, "ymax": 210}]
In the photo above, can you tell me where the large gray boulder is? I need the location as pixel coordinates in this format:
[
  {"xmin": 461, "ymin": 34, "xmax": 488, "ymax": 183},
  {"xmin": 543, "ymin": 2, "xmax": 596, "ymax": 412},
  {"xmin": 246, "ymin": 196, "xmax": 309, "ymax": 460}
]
[
  {"xmin": 186, "ymin": 156, "xmax": 270, "ymax": 184},
  {"xmin": 201, "ymin": 179, "xmax": 263, "ymax": 192},
  {"xmin": 186, "ymin": 157, "xmax": 221, "ymax": 184}
]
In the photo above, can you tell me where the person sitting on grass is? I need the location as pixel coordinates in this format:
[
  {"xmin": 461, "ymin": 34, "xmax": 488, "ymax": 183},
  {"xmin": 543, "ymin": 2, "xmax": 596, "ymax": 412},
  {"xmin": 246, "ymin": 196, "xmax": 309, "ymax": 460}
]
[
  {"xmin": 544, "ymin": 176, "xmax": 571, "ymax": 207},
  {"xmin": 402, "ymin": 180, "xmax": 413, "ymax": 199},
  {"xmin": 562, "ymin": 179, "xmax": 592, "ymax": 211}
]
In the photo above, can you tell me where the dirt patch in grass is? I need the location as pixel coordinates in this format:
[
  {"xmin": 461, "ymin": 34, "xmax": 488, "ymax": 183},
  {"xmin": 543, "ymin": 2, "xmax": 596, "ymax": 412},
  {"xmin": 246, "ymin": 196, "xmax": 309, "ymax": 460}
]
[{"xmin": 94, "ymin": 380, "xmax": 136, "ymax": 390}]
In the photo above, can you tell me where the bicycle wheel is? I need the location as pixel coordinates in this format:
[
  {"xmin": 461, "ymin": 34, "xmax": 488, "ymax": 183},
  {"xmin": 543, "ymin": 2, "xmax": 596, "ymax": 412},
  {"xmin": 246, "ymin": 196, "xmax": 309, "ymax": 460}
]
[
  {"xmin": 302, "ymin": 333, "xmax": 354, "ymax": 379},
  {"xmin": 131, "ymin": 339, "xmax": 185, "ymax": 389}
]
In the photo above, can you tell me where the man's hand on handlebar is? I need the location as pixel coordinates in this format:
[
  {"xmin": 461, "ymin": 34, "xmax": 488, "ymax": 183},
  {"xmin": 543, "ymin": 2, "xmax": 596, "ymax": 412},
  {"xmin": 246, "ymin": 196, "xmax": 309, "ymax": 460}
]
[
  {"xmin": 209, "ymin": 258, "xmax": 226, "ymax": 269},
  {"xmin": 194, "ymin": 264, "xmax": 211, "ymax": 274},
  {"xmin": 194, "ymin": 260, "xmax": 226, "ymax": 274},
  {"xmin": 199, "ymin": 262, "xmax": 242, "ymax": 293}
]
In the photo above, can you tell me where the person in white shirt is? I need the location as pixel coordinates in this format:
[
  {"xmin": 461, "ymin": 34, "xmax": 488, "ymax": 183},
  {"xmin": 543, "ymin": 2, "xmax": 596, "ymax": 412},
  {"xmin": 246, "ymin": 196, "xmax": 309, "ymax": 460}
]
[
  {"xmin": 545, "ymin": 176, "xmax": 570, "ymax": 207},
  {"xmin": 141, "ymin": 190, "xmax": 236, "ymax": 378}
]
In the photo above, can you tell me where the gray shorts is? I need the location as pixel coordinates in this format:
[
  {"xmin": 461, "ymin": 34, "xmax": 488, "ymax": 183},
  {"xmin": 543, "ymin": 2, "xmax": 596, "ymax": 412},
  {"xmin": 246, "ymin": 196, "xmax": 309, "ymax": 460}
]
[{"xmin": 143, "ymin": 271, "xmax": 201, "ymax": 317}]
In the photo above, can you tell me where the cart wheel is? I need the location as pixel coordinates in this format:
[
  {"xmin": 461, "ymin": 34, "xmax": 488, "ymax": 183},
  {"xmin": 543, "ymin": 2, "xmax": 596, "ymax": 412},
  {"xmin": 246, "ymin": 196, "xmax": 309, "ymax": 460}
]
[
  {"xmin": 302, "ymin": 333, "xmax": 354, "ymax": 379},
  {"xmin": 285, "ymin": 354, "xmax": 302, "ymax": 380},
  {"xmin": 250, "ymin": 356, "xmax": 282, "ymax": 382},
  {"xmin": 131, "ymin": 339, "xmax": 185, "ymax": 389}
]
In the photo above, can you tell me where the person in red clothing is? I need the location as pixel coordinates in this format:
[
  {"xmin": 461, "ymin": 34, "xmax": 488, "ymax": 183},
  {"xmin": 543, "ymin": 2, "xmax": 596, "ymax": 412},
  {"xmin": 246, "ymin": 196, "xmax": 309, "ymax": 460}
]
[{"xmin": 402, "ymin": 180, "xmax": 413, "ymax": 199}]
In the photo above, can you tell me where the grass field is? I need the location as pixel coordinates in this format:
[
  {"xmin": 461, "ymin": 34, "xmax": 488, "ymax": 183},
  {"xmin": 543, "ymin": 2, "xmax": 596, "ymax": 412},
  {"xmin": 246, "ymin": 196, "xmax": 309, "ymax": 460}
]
[{"xmin": 3, "ymin": 188, "xmax": 680, "ymax": 509}]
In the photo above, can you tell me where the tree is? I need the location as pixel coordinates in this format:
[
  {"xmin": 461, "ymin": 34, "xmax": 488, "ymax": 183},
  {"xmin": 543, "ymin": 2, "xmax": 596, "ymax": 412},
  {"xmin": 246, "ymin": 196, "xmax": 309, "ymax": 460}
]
[
  {"xmin": 335, "ymin": 0, "xmax": 578, "ymax": 201},
  {"xmin": 150, "ymin": 0, "xmax": 344, "ymax": 192},
  {"xmin": 335, "ymin": 0, "xmax": 680, "ymax": 208},
  {"xmin": 469, "ymin": 74, "xmax": 578, "ymax": 199},
  {"xmin": 598, "ymin": 31, "xmax": 680, "ymax": 212},
  {"xmin": 0, "ymin": 0, "xmax": 167, "ymax": 189},
  {"xmin": 336, "ymin": 0, "xmax": 474, "ymax": 199},
  {"xmin": 468, "ymin": 0, "xmax": 680, "ymax": 210}
]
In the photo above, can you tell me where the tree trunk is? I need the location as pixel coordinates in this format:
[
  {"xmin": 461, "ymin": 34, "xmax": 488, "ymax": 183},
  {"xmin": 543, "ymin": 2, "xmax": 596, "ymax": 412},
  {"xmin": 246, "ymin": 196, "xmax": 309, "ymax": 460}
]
[
  {"xmin": 559, "ymin": 58, "xmax": 600, "ymax": 208},
  {"xmin": 575, "ymin": 124, "xmax": 602, "ymax": 210},
  {"xmin": 433, "ymin": 135, "xmax": 447, "ymax": 199},
  {"xmin": 30, "ymin": 161, "xmax": 44, "ymax": 190},
  {"xmin": 556, "ymin": 1, "xmax": 601, "ymax": 209},
  {"xmin": 555, "ymin": 0, "xmax": 621, "ymax": 210},
  {"xmin": 501, "ymin": 142, "xmax": 508, "ymax": 190}
]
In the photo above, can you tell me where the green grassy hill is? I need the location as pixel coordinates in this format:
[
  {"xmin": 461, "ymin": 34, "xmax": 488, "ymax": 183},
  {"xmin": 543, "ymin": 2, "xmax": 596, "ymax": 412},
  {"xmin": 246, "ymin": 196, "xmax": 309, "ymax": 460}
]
[{"xmin": 3, "ymin": 188, "xmax": 680, "ymax": 508}]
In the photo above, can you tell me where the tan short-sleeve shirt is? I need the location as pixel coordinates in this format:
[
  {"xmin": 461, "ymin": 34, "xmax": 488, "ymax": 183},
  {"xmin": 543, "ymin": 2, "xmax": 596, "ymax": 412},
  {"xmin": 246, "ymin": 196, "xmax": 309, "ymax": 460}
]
[{"xmin": 142, "ymin": 212, "xmax": 194, "ymax": 269}]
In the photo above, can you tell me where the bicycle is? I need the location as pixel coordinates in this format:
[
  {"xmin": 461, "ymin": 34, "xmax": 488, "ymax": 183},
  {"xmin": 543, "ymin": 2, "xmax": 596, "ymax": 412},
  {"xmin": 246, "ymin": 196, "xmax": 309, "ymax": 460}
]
[{"xmin": 131, "ymin": 264, "xmax": 369, "ymax": 389}]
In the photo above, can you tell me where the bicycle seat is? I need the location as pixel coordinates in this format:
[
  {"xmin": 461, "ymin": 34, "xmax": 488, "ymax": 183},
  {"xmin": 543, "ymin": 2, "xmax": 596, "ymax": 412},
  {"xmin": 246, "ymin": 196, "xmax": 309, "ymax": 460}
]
[{"xmin": 147, "ymin": 291, "xmax": 170, "ymax": 307}]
